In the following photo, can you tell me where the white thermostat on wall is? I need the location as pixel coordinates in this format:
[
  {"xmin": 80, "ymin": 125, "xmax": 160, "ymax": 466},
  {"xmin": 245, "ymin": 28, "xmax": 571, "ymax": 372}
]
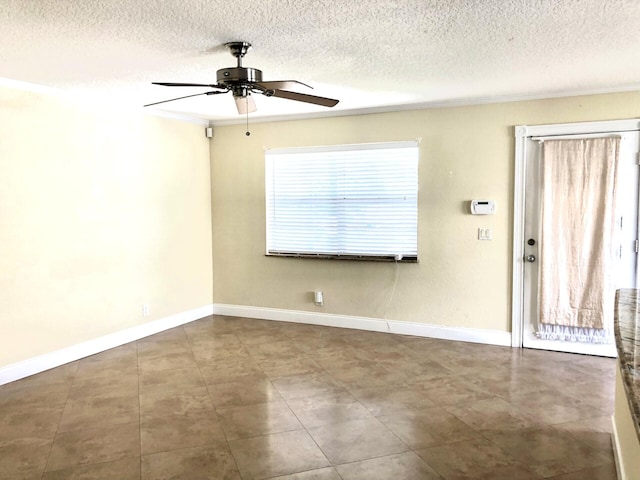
[{"xmin": 470, "ymin": 200, "xmax": 496, "ymax": 215}]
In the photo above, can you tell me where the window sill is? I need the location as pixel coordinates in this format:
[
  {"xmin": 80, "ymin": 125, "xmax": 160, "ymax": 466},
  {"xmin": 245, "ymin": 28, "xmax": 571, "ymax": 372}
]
[{"xmin": 265, "ymin": 252, "xmax": 418, "ymax": 263}]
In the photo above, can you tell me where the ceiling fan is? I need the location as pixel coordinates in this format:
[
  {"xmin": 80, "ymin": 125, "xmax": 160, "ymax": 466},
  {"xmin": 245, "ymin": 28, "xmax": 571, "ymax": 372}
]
[{"xmin": 145, "ymin": 41, "xmax": 339, "ymax": 114}]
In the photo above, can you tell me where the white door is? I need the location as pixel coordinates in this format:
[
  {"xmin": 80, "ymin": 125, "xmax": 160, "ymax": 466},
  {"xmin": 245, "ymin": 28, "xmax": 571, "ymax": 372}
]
[{"xmin": 514, "ymin": 120, "xmax": 640, "ymax": 356}]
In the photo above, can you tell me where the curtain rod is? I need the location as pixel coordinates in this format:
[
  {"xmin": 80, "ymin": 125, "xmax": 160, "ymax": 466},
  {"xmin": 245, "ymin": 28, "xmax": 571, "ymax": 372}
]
[{"xmin": 530, "ymin": 129, "xmax": 638, "ymax": 141}]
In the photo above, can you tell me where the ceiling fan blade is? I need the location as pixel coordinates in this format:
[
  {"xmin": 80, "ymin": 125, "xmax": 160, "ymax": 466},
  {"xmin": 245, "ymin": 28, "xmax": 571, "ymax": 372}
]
[
  {"xmin": 144, "ymin": 90, "xmax": 226, "ymax": 107},
  {"xmin": 255, "ymin": 80, "xmax": 312, "ymax": 90},
  {"xmin": 269, "ymin": 89, "xmax": 339, "ymax": 107},
  {"xmin": 235, "ymin": 95, "xmax": 257, "ymax": 114},
  {"xmin": 152, "ymin": 82, "xmax": 225, "ymax": 89}
]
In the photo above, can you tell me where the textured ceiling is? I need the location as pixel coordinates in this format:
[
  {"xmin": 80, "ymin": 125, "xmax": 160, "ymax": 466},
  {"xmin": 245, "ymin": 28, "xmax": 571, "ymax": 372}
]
[{"xmin": 2, "ymin": 0, "xmax": 640, "ymax": 124}]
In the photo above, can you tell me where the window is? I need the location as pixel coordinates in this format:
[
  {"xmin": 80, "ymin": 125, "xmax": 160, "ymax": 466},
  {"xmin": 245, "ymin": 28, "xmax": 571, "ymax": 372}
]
[{"xmin": 265, "ymin": 141, "xmax": 418, "ymax": 262}]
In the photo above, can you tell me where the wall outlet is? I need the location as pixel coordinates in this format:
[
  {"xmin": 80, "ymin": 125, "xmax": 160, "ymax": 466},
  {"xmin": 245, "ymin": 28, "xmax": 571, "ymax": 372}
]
[{"xmin": 142, "ymin": 304, "xmax": 150, "ymax": 316}]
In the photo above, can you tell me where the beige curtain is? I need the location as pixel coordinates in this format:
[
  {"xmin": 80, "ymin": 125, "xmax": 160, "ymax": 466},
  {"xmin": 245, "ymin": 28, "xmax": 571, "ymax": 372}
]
[{"xmin": 539, "ymin": 137, "xmax": 620, "ymax": 332}]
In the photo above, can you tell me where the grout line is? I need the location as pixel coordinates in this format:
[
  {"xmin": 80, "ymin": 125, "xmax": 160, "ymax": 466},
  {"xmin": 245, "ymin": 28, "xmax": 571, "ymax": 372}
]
[
  {"xmin": 40, "ymin": 362, "xmax": 79, "ymax": 479},
  {"xmin": 190, "ymin": 320, "xmax": 247, "ymax": 479}
]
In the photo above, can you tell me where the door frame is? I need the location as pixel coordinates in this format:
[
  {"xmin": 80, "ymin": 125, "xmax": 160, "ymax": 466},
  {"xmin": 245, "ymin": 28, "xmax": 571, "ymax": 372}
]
[{"xmin": 511, "ymin": 118, "xmax": 640, "ymax": 348}]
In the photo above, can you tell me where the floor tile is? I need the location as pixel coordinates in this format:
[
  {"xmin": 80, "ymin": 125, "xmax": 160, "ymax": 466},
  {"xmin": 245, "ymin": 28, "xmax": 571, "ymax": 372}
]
[
  {"xmin": 139, "ymin": 386, "xmax": 214, "ymax": 419},
  {"xmin": 136, "ymin": 328, "xmax": 188, "ymax": 350},
  {"xmin": 399, "ymin": 336, "xmax": 456, "ymax": 352},
  {"xmin": 199, "ymin": 356, "xmax": 266, "ymax": 385},
  {"xmin": 1, "ymin": 362, "xmax": 78, "ymax": 392},
  {"xmin": 142, "ymin": 444, "xmax": 240, "ymax": 480},
  {"xmin": 547, "ymin": 462, "xmax": 618, "ymax": 480},
  {"xmin": 324, "ymin": 361, "xmax": 406, "ymax": 389},
  {"xmin": 562, "ymin": 380, "xmax": 616, "ymax": 414},
  {"xmin": 350, "ymin": 384, "xmax": 436, "ymax": 415},
  {"xmin": 378, "ymin": 407, "xmax": 484, "ymax": 449},
  {"xmin": 191, "ymin": 344, "xmax": 251, "ymax": 364},
  {"xmin": 68, "ymin": 370, "xmax": 138, "ymax": 398},
  {"xmin": 245, "ymin": 339, "xmax": 304, "ymax": 360},
  {"xmin": 258, "ymin": 354, "xmax": 323, "ymax": 378},
  {"xmin": 554, "ymin": 416, "xmax": 614, "ymax": 458},
  {"xmin": 239, "ymin": 331, "xmax": 291, "ymax": 349},
  {"xmin": 140, "ymin": 411, "xmax": 226, "ymax": 455},
  {"xmin": 45, "ymin": 422, "xmax": 140, "ymax": 472},
  {"xmin": 58, "ymin": 391, "xmax": 139, "ymax": 432},
  {"xmin": 271, "ymin": 372, "xmax": 345, "ymax": 400},
  {"xmin": 183, "ymin": 316, "xmax": 238, "ymax": 337},
  {"xmin": 436, "ymin": 354, "xmax": 518, "ymax": 377},
  {"xmin": 519, "ymin": 348, "xmax": 579, "ymax": 364},
  {"xmin": 349, "ymin": 345, "xmax": 418, "ymax": 363},
  {"xmin": 0, "ymin": 473, "xmax": 43, "ymax": 480},
  {"xmin": 43, "ymin": 455, "xmax": 141, "ymax": 479},
  {"xmin": 518, "ymin": 364, "xmax": 599, "ymax": 393},
  {"xmin": 486, "ymin": 426, "xmax": 612, "ymax": 477},
  {"xmin": 507, "ymin": 388, "xmax": 609, "ymax": 425},
  {"xmin": 187, "ymin": 332, "xmax": 242, "ymax": 350},
  {"xmin": 458, "ymin": 369, "xmax": 552, "ymax": 400},
  {"xmin": 136, "ymin": 341, "xmax": 192, "ymax": 361},
  {"xmin": 267, "ymin": 467, "xmax": 342, "ymax": 479},
  {"xmin": 570, "ymin": 356, "xmax": 617, "ymax": 380},
  {"xmin": 307, "ymin": 341, "xmax": 358, "ymax": 359},
  {"xmin": 286, "ymin": 391, "xmax": 373, "ymax": 428},
  {"xmin": 415, "ymin": 437, "xmax": 535, "ymax": 480},
  {"xmin": 75, "ymin": 357, "xmax": 136, "ymax": 384},
  {"xmin": 0, "ymin": 437, "xmax": 52, "ymax": 478},
  {"xmin": 229, "ymin": 429, "xmax": 330, "ymax": 479},
  {"xmin": 388, "ymin": 358, "xmax": 455, "ymax": 383},
  {"xmin": 137, "ymin": 350, "xmax": 198, "ymax": 373},
  {"xmin": 0, "ymin": 381, "xmax": 71, "ymax": 411},
  {"xmin": 444, "ymin": 397, "xmax": 540, "ymax": 435},
  {"xmin": 207, "ymin": 378, "xmax": 281, "ymax": 408},
  {"xmin": 336, "ymin": 451, "xmax": 442, "ymax": 480},
  {"xmin": 338, "ymin": 331, "xmax": 401, "ymax": 349},
  {"xmin": 307, "ymin": 417, "xmax": 408, "ymax": 464},
  {"xmin": 0, "ymin": 405, "xmax": 63, "ymax": 441},
  {"xmin": 139, "ymin": 367, "xmax": 204, "ymax": 392},
  {"xmin": 74, "ymin": 345, "xmax": 138, "ymax": 382},
  {"xmin": 415, "ymin": 377, "xmax": 496, "ymax": 406},
  {"xmin": 217, "ymin": 399, "xmax": 302, "ymax": 440}
]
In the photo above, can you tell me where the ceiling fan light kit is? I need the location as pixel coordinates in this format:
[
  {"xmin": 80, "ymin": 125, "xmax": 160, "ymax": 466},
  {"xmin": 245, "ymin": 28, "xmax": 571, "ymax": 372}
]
[{"xmin": 145, "ymin": 41, "xmax": 339, "ymax": 114}]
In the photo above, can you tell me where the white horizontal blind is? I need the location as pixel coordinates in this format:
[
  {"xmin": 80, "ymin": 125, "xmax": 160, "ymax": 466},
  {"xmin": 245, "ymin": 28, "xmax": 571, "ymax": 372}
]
[{"xmin": 265, "ymin": 141, "xmax": 418, "ymax": 260}]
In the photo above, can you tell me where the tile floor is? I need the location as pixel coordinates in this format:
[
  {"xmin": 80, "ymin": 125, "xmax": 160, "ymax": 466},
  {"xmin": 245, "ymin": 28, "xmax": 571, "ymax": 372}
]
[{"xmin": 0, "ymin": 315, "xmax": 619, "ymax": 479}]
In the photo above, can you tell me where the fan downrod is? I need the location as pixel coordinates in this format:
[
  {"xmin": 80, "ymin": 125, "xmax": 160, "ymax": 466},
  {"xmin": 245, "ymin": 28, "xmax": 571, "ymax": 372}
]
[
  {"xmin": 225, "ymin": 41, "xmax": 252, "ymax": 65},
  {"xmin": 217, "ymin": 42, "xmax": 261, "ymax": 87}
]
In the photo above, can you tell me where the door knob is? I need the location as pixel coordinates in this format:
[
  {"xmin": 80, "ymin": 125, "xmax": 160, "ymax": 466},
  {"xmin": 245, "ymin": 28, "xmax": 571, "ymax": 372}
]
[{"xmin": 525, "ymin": 255, "xmax": 536, "ymax": 263}]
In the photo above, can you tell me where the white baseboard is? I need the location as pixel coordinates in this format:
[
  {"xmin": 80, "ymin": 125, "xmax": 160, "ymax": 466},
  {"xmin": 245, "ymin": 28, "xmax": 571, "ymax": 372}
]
[
  {"xmin": 612, "ymin": 415, "xmax": 626, "ymax": 480},
  {"xmin": 0, "ymin": 304, "xmax": 214, "ymax": 386},
  {"xmin": 212, "ymin": 304, "xmax": 512, "ymax": 347}
]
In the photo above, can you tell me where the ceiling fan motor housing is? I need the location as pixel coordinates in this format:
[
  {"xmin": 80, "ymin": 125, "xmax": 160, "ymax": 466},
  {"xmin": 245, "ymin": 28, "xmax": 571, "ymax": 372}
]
[{"xmin": 217, "ymin": 67, "xmax": 263, "ymax": 87}]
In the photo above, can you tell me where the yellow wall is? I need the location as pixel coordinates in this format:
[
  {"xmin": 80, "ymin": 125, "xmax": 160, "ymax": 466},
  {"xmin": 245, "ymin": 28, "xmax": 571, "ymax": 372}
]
[
  {"xmin": 3, "ymin": 85, "xmax": 640, "ymax": 370},
  {"xmin": 210, "ymin": 91, "xmax": 640, "ymax": 332},
  {"xmin": 0, "ymin": 86, "xmax": 213, "ymax": 367}
]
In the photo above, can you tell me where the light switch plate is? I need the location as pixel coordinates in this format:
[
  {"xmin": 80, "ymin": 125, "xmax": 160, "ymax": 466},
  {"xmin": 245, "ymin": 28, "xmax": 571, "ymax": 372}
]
[{"xmin": 478, "ymin": 228, "xmax": 492, "ymax": 240}]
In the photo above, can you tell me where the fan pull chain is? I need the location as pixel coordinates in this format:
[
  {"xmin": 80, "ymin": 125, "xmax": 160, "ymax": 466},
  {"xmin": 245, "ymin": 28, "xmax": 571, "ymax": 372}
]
[{"xmin": 245, "ymin": 96, "xmax": 251, "ymax": 136}]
